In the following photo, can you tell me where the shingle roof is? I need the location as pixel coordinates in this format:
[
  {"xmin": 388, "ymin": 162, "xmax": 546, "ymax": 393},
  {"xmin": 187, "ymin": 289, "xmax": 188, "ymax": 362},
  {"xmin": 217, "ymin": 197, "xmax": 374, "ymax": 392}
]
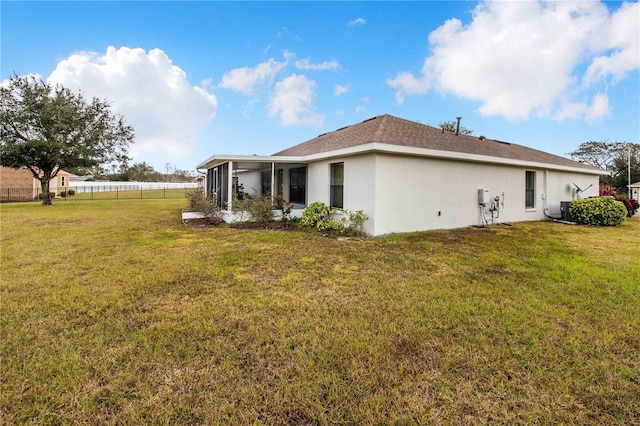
[{"xmin": 273, "ymin": 114, "xmax": 602, "ymax": 172}]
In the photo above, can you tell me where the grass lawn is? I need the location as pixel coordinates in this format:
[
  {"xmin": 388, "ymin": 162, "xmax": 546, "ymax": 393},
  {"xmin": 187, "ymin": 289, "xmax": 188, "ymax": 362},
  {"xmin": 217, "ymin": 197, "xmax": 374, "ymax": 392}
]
[{"xmin": 1, "ymin": 198, "xmax": 639, "ymax": 424}]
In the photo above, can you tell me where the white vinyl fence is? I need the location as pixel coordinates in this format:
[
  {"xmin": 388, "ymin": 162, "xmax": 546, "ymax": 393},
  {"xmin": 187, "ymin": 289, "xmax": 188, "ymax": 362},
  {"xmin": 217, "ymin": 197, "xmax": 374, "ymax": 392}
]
[{"xmin": 69, "ymin": 181, "xmax": 199, "ymax": 193}]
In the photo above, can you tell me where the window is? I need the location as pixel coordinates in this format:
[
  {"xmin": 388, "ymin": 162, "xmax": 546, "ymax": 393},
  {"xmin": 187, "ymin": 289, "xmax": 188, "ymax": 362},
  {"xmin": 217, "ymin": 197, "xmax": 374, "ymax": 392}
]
[
  {"xmin": 525, "ymin": 171, "xmax": 536, "ymax": 209},
  {"xmin": 330, "ymin": 163, "xmax": 344, "ymax": 208},
  {"xmin": 289, "ymin": 167, "xmax": 306, "ymax": 204}
]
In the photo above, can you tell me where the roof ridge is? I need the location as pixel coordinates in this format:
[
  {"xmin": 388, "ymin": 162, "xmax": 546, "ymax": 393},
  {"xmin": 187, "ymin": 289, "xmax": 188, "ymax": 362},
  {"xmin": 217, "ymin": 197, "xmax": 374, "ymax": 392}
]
[{"xmin": 270, "ymin": 113, "xmax": 603, "ymax": 172}]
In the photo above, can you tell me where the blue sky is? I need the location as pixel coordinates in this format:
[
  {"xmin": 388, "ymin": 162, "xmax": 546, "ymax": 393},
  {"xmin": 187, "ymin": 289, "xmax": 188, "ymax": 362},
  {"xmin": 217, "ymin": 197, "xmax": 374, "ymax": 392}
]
[{"xmin": 2, "ymin": 1, "xmax": 639, "ymax": 173}]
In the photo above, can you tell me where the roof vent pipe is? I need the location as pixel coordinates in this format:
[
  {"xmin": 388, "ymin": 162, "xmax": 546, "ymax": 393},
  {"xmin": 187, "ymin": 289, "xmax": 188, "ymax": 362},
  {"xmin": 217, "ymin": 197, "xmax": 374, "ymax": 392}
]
[{"xmin": 455, "ymin": 117, "xmax": 461, "ymax": 135}]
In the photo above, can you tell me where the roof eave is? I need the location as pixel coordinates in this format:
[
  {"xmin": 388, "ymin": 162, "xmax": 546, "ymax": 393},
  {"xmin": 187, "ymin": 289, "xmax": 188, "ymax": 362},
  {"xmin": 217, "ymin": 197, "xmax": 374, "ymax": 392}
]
[
  {"xmin": 196, "ymin": 154, "xmax": 304, "ymax": 170},
  {"xmin": 198, "ymin": 143, "xmax": 608, "ymax": 176}
]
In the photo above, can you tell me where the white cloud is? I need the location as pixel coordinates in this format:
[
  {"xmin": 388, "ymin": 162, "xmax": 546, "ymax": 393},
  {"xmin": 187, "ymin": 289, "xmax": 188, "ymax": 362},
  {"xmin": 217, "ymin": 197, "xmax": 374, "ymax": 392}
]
[
  {"xmin": 268, "ymin": 74, "xmax": 324, "ymax": 127},
  {"xmin": 556, "ymin": 93, "xmax": 611, "ymax": 123},
  {"xmin": 387, "ymin": 71, "xmax": 429, "ymax": 104},
  {"xmin": 47, "ymin": 46, "xmax": 217, "ymax": 160},
  {"xmin": 387, "ymin": 0, "xmax": 639, "ymax": 122},
  {"xmin": 295, "ymin": 58, "xmax": 341, "ymax": 71},
  {"xmin": 348, "ymin": 17, "xmax": 366, "ymax": 27},
  {"xmin": 582, "ymin": 1, "xmax": 639, "ymax": 86},
  {"xmin": 218, "ymin": 57, "xmax": 288, "ymax": 95},
  {"xmin": 334, "ymin": 84, "xmax": 349, "ymax": 96}
]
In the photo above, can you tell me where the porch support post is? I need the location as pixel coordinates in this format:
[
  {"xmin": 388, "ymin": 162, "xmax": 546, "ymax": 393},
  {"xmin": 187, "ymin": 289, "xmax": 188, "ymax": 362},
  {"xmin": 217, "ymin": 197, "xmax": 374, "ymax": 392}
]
[
  {"xmin": 227, "ymin": 161, "xmax": 233, "ymax": 211},
  {"xmin": 271, "ymin": 162, "xmax": 275, "ymax": 204}
]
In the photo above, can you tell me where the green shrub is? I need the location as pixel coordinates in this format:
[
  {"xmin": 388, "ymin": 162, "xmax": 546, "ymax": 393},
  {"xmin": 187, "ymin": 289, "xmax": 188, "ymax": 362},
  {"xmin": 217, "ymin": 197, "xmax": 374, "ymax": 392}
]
[
  {"xmin": 59, "ymin": 191, "xmax": 66, "ymax": 197},
  {"xmin": 67, "ymin": 189, "xmax": 75, "ymax": 196},
  {"xmin": 300, "ymin": 202, "xmax": 368, "ymax": 236},
  {"xmin": 185, "ymin": 190, "xmax": 223, "ymax": 225},
  {"xmin": 570, "ymin": 197, "xmax": 627, "ymax": 226},
  {"xmin": 38, "ymin": 192, "xmax": 56, "ymax": 200},
  {"xmin": 301, "ymin": 202, "xmax": 334, "ymax": 228},
  {"xmin": 344, "ymin": 209, "xmax": 368, "ymax": 235},
  {"xmin": 247, "ymin": 193, "xmax": 274, "ymax": 222},
  {"xmin": 186, "ymin": 190, "xmax": 207, "ymax": 211}
]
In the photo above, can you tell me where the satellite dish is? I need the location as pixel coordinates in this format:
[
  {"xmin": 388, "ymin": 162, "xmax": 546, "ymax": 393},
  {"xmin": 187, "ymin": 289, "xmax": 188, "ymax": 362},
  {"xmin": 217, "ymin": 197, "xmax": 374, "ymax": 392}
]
[{"xmin": 572, "ymin": 183, "xmax": 593, "ymax": 199}]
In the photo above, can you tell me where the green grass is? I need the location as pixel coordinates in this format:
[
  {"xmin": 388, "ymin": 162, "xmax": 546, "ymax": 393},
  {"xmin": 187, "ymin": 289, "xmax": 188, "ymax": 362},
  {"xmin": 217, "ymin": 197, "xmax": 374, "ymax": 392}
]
[{"xmin": 1, "ymin": 198, "xmax": 639, "ymax": 424}]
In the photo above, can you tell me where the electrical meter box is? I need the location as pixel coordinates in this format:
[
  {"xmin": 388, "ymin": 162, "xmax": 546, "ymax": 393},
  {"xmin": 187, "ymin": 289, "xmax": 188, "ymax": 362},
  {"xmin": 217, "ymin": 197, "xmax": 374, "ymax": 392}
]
[{"xmin": 478, "ymin": 188, "xmax": 490, "ymax": 206}]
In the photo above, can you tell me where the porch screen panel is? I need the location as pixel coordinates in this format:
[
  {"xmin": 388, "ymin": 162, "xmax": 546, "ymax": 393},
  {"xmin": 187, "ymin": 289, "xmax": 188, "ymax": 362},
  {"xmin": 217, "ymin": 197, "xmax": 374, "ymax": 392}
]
[
  {"xmin": 276, "ymin": 169, "xmax": 284, "ymax": 196},
  {"xmin": 261, "ymin": 171, "xmax": 271, "ymax": 195},
  {"xmin": 330, "ymin": 163, "xmax": 344, "ymax": 208},
  {"xmin": 215, "ymin": 163, "xmax": 229, "ymax": 208},
  {"xmin": 289, "ymin": 167, "xmax": 306, "ymax": 204}
]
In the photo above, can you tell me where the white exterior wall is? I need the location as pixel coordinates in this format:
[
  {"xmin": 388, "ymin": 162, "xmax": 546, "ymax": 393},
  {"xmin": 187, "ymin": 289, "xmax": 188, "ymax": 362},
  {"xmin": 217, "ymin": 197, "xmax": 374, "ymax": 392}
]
[
  {"xmin": 307, "ymin": 155, "xmax": 377, "ymax": 235},
  {"xmin": 307, "ymin": 162, "xmax": 329, "ymax": 205},
  {"xmin": 544, "ymin": 170, "xmax": 599, "ymax": 213},
  {"xmin": 371, "ymin": 154, "xmax": 600, "ymax": 236}
]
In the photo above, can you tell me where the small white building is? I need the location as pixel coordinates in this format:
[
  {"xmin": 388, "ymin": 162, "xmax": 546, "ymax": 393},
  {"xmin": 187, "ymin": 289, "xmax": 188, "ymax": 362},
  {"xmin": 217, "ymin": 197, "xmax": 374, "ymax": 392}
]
[{"xmin": 197, "ymin": 115, "xmax": 607, "ymax": 236}]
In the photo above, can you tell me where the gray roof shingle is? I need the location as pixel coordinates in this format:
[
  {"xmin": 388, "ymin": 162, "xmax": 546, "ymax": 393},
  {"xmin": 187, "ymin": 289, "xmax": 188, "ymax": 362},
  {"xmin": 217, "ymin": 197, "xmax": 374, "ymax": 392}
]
[{"xmin": 273, "ymin": 114, "xmax": 602, "ymax": 171}]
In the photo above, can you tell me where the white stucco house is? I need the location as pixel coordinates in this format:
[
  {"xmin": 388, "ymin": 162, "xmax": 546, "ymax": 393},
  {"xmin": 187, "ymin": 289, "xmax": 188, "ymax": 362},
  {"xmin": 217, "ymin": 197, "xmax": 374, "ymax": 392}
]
[{"xmin": 197, "ymin": 114, "xmax": 607, "ymax": 236}]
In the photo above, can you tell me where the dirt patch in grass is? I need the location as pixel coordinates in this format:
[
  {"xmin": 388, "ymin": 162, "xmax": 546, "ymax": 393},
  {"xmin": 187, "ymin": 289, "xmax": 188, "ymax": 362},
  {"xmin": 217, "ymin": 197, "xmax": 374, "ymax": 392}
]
[
  {"xmin": 183, "ymin": 218, "xmax": 303, "ymax": 231},
  {"xmin": 228, "ymin": 220, "xmax": 302, "ymax": 231},
  {"xmin": 182, "ymin": 217, "xmax": 222, "ymax": 227}
]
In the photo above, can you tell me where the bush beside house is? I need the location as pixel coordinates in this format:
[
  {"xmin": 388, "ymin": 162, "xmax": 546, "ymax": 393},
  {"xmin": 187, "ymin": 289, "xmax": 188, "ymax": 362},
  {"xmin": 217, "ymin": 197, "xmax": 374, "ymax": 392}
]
[{"xmin": 570, "ymin": 197, "xmax": 628, "ymax": 226}]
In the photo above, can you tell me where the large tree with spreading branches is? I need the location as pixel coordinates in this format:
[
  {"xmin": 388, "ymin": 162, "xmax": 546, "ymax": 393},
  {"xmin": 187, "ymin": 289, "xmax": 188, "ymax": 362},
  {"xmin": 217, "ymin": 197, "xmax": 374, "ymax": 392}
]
[
  {"xmin": 1, "ymin": 74, "xmax": 134, "ymax": 204},
  {"xmin": 568, "ymin": 141, "xmax": 639, "ymax": 194}
]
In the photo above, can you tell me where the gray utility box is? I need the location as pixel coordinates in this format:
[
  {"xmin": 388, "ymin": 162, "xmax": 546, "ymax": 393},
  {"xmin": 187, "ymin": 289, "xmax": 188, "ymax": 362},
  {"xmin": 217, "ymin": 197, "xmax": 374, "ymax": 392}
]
[{"xmin": 560, "ymin": 201, "xmax": 573, "ymax": 221}]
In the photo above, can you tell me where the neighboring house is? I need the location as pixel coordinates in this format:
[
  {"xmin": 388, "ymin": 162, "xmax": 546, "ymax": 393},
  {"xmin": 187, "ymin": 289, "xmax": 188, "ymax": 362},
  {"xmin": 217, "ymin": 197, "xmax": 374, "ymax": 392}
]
[
  {"xmin": 197, "ymin": 114, "xmax": 607, "ymax": 236},
  {"xmin": 631, "ymin": 182, "xmax": 640, "ymax": 202},
  {"xmin": 0, "ymin": 166, "xmax": 70, "ymax": 201}
]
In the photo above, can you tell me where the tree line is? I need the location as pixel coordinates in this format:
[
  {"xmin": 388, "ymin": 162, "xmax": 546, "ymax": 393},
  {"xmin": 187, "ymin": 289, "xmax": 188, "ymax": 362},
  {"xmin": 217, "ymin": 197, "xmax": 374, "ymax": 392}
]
[{"xmin": 73, "ymin": 162, "xmax": 196, "ymax": 183}]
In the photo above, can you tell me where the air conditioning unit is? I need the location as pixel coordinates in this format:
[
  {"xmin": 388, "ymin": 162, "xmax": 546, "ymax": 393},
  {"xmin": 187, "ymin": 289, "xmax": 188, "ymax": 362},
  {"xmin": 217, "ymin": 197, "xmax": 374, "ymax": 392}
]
[{"xmin": 560, "ymin": 201, "xmax": 573, "ymax": 221}]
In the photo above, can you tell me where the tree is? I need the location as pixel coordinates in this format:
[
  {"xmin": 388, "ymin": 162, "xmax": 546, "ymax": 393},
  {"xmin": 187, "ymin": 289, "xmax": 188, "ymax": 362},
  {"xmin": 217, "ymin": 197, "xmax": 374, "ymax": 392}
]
[
  {"xmin": 121, "ymin": 162, "xmax": 159, "ymax": 182},
  {"xmin": 159, "ymin": 162, "xmax": 195, "ymax": 182},
  {"xmin": 568, "ymin": 141, "xmax": 640, "ymax": 194},
  {"xmin": 439, "ymin": 120, "xmax": 473, "ymax": 135},
  {"xmin": 0, "ymin": 74, "xmax": 134, "ymax": 204}
]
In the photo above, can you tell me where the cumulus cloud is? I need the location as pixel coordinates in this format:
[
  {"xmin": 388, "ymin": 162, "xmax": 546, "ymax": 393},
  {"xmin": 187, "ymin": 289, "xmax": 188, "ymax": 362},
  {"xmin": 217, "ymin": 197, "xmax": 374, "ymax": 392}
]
[
  {"xmin": 334, "ymin": 84, "xmax": 349, "ymax": 96},
  {"xmin": 295, "ymin": 58, "xmax": 340, "ymax": 71},
  {"xmin": 582, "ymin": 1, "xmax": 639, "ymax": 86},
  {"xmin": 48, "ymin": 46, "xmax": 217, "ymax": 160},
  {"xmin": 387, "ymin": 0, "xmax": 639, "ymax": 122},
  {"xmin": 268, "ymin": 74, "xmax": 324, "ymax": 127},
  {"xmin": 556, "ymin": 93, "xmax": 611, "ymax": 123},
  {"xmin": 348, "ymin": 17, "xmax": 366, "ymax": 27},
  {"xmin": 218, "ymin": 57, "xmax": 288, "ymax": 95}
]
